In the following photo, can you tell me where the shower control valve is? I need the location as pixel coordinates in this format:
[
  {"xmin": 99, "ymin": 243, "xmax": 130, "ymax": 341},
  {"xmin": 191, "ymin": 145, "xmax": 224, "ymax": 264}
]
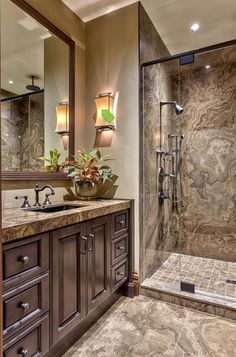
[{"xmin": 159, "ymin": 192, "xmax": 170, "ymax": 205}]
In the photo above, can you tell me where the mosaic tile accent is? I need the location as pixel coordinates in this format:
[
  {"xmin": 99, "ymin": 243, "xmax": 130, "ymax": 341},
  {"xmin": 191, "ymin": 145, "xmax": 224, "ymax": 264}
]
[{"xmin": 144, "ymin": 253, "xmax": 236, "ymax": 300}]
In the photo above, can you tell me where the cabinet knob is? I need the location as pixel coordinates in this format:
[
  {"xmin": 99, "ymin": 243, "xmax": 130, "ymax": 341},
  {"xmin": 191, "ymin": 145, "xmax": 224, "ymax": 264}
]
[
  {"xmin": 18, "ymin": 256, "xmax": 30, "ymax": 264},
  {"xmin": 117, "ymin": 246, "xmax": 125, "ymax": 251},
  {"xmin": 19, "ymin": 302, "xmax": 30, "ymax": 311},
  {"xmin": 119, "ymin": 220, "xmax": 125, "ymax": 226},
  {"xmin": 18, "ymin": 347, "xmax": 28, "ymax": 356},
  {"xmin": 117, "ymin": 271, "xmax": 125, "ymax": 277}
]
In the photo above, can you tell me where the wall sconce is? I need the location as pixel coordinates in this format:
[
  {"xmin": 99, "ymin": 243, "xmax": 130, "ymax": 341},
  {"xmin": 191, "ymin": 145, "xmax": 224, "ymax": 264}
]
[
  {"xmin": 95, "ymin": 92, "xmax": 116, "ymax": 130},
  {"xmin": 94, "ymin": 92, "xmax": 119, "ymax": 147},
  {"xmin": 55, "ymin": 101, "xmax": 69, "ymax": 150}
]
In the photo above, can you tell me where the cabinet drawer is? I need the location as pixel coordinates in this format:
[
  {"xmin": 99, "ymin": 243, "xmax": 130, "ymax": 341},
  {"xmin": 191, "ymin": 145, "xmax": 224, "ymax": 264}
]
[
  {"xmin": 3, "ymin": 314, "xmax": 49, "ymax": 357},
  {"xmin": 111, "ymin": 210, "xmax": 128, "ymax": 239},
  {"xmin": 3, "ymin": 273, "xmax": 49, "ymax": 339},
  {"xmin": 111, "ymin": 234, "xmax": 128, "ymax": 266},
  {"xmin": 3, "ymin": 233, "xmax": 49, "ymax": 291},
  {"xmin": 111, "ymin": 259, "xmax": 128, "ymax": 291}
]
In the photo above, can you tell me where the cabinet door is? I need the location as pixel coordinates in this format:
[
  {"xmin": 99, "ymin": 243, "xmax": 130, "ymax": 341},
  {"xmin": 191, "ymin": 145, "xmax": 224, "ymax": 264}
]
[
  {"xmin": 51, "ymin": 223, "xmax": 86, "ymax": 345},
  {"xmin": 87, "ymin": 216, "xmax": 110, "ymax": 313}
]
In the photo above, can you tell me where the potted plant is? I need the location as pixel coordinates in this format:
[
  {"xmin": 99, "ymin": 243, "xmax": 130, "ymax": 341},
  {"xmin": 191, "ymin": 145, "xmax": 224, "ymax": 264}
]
[
  {"xmin": 67, "ymin": 149, "xmax": 113, "ymax": 199},
  {"xmin": 39, "ymin": 149, "xmax": 61, "ymax": 172}
]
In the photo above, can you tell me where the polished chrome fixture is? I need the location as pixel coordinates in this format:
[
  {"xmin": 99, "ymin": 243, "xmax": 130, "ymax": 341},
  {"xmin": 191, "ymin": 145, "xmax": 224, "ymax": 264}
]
[{"xmin": 160, "ymin": 101, "xmax": 184, "ymax": 115}]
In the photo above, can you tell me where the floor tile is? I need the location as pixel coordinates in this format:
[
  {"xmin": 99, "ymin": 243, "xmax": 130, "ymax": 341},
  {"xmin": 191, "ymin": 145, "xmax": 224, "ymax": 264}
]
[
  {"xmin": 176, "ymin": 309, "xmax": 236, "ymax": 357},
  {"xmin": 63, "ymin": 296, "xmax": 236, "ymax": 357},
  {"xmin": 65, "ymin": 322, "xmax": 174, "ymax": 357},
  {"xmin": 105, "ymin": 295, "xmax": 188, "ymax": 347}
]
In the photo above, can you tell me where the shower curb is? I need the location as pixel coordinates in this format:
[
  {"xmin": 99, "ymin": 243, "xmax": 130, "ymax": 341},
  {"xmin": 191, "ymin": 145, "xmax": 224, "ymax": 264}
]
[{"xmin": 140, "ymin": 285, "xmax": 236, "ymax": 321}]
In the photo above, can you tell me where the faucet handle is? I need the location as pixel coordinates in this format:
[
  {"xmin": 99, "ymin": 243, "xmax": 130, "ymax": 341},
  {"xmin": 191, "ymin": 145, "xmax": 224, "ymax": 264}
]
[
  {"xmin": 15, "ymin": 196, "xmax": 31, "ymax": 208},
  {"xmin": 43, "ymin": 193, "xmax": 52, "ymax": 206}
]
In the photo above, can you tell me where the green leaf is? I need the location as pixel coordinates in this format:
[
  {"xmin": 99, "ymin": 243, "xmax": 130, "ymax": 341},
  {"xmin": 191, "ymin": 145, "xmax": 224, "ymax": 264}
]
[{"xmin": 102, "ymin": 109, "xmax": 115, "ymax": 123}]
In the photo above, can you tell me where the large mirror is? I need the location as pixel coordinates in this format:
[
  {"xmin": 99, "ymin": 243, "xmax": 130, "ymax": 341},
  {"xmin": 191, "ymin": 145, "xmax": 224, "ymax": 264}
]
[{"xmin": 1, "ymin": 0, "xmax": 75, "ymax": 179}]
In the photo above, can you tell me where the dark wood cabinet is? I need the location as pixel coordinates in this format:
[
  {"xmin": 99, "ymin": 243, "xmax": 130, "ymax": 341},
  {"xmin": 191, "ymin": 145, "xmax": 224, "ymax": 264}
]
[
  {"xmin": 2, "ymin": 206, "xmax": 133, "ymax": 357},
  {"xmin": 51, "ymin": 223, "xmax": 86, "ymax": 344},
  {"xmin": 3, "ymin": 273, "xmax": 49, "ymax": 340},
  {"xmin": 3, "ymin": 314, "xmax": 49, "ymax": 357},
  {"xmin": 87, "ymin": 216, "xmax": 110, "ymax": 313},
  {"xmin": 51, "ymin": 216, "xmax": 111, "ymax": 343},
  {"xmin": 3, "ymin": 233, "xmax": 49, "ymax": 291}
]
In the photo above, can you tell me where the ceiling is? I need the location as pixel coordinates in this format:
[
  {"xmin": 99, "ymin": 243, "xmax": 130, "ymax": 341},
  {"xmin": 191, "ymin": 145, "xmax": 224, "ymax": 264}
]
[
  {"xmin": 62, "ymin": 0, "xmax": 236, "ymax": 54},
  {"xmin": 1, "ymin": 0, "xmax": 49, "ymax": 95}
]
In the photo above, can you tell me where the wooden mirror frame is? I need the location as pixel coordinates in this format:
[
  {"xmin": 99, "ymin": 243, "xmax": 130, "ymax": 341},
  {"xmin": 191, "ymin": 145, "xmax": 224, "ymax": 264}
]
[{"xmin": 1, "ymin": 0, "xmax": 75, "ymax": 181}]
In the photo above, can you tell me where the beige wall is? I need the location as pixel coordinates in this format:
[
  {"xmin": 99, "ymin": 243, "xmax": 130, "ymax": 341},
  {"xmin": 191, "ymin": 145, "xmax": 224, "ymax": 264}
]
[{"xmin": 85, "ymin": 4, "xmax": 140, "ymax": 270}]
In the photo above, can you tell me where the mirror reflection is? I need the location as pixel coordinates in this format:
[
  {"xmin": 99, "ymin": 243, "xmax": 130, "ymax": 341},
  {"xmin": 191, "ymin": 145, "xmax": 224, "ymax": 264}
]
[{"xmin": 1, "ymin": 0, "xmax": 69, "ymax": 172}]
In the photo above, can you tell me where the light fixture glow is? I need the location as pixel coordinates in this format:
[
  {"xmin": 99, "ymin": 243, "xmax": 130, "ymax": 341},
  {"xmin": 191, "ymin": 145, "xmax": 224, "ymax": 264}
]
[
  {"xmin": 55, "ymin": 101, "xmax": 69, "ymax": 150},
  {"xmin": 95, "ymin": 92, "xmax": 115, "ymax": 129},
  {"xmin": 55, "ymin": 101, "xmax": 69, "ymax": 133},
  {"xmin": 205, "ymin": 64, "xmax": 211, "ymax": 69},
  {"xmin": 9, "ymin": 80, "xmax": 14, "ymax": 84},
  {"xmin": 61, "ymin": 132, "xmax": 69, "ymax": 150},
  {"xmin": 190, "ymin": 23, "xmax": 200, "ymax": 32}
]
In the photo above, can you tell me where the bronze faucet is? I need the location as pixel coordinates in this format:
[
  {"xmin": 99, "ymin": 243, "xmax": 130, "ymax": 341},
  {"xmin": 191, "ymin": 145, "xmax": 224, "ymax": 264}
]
[{"xmin": 34, "ymin": 184, "xmax": 55, "ymax": 206}]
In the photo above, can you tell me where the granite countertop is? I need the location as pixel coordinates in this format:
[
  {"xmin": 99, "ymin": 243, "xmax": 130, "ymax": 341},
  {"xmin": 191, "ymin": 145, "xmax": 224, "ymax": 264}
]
[{"xmin": 2, "ymin": 199, "xmax": 131, "ymax": 243}]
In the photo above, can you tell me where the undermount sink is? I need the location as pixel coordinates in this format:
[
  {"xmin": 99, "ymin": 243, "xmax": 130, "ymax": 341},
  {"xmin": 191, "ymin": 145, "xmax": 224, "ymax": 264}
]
[{"xmin": 25, "ymin": 203, "xmax": 87, "ymax": 213}]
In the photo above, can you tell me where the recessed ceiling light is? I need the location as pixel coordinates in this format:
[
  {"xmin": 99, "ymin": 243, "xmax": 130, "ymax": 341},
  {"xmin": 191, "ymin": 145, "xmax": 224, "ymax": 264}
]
[
  {"xmin": 9, "ymin": 80, "xmax": 14, "ymax": 84},
  {"xmin": 191, "ymin": 23, "xmax": 200, "ymax": 32},
  {"xmin": 205, "ymin": 64, "xmax": 211, "ymax": 69}
]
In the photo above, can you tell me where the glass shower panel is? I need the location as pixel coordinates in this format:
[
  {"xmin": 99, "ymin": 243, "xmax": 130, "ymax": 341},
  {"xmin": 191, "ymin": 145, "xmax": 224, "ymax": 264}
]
[
  {"xmin": 142, "ymin": 57, "xmax": 183, "ymax": 289},
  {"xmin": 142, "ymin": 43, "xmax": 236, "ymax": 305},
  {"xmin": 176, "ymin": 45, "xmax": 236, "ymax": 301}
]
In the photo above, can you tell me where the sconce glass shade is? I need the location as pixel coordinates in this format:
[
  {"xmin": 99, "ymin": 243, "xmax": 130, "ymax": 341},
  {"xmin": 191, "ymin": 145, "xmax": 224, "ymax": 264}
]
[
  {"xmin": 95, "ymin": 92, "xmax": 115, "ymax": 128},
  {"xmin": 55, "ymin": 101, "xmax": 69, "ymax": 133},
  {"xmin": 61, "ymin": 132, "xmax": 69, "ymax": 150}
]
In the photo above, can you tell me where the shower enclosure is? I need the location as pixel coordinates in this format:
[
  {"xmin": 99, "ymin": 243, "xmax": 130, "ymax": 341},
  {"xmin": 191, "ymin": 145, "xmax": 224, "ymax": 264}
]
[
  {"xmin": 140, "ymin": 42, "xmax": 236, "ymax": 311},
  {"xmin": 1, "ymin": 91, "xmax": 44, "ymax": 172}
]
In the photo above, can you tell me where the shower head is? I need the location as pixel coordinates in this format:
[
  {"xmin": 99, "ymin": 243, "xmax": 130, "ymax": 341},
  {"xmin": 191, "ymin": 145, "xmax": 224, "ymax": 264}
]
[
  {"xmin": 26, "ymin": 75, "xmax": 40, "ymax": 92},
  {"xmin": 160, "ymin": 101, "xmax": 184, "ymax": 115}
]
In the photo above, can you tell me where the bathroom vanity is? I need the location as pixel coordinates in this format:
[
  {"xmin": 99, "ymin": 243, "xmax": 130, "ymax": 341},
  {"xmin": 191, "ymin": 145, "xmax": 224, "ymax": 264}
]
[{"xmin": 2, "ymin": 199, "xmax": 134, "ymax": 356}]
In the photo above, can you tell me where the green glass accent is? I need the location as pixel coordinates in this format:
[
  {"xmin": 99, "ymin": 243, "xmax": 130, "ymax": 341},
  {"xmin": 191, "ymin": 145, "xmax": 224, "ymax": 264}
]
[{"xmin": 102, "ymin": 109, "xmax": 115, "ymax": 123}]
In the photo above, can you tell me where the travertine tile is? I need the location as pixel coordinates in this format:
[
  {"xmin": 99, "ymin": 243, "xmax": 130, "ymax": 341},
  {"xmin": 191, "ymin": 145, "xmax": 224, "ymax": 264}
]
[
  {"xmin": 176, "ymin": 309, "xmax": 236, "ymax": 357},
  {"xmin": 63, "ymin": 296, "xmax": 236, "ymax": 357},
  {"xmin": 70, "ymin": 323, "xmax": 174, "ymax": 357},
  {"xmin": 104, "ymin": 295, "xmax": 187, "ymax": 347}
]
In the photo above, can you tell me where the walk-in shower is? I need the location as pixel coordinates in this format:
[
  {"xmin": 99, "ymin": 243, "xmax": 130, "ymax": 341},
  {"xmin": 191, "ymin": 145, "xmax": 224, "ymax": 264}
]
[{"xmin": 140, "ymin": 41, "xmax": 236, "ymax": 314}]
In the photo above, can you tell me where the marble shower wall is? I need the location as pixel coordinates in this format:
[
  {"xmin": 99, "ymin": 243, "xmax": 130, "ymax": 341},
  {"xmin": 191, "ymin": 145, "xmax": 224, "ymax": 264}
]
[
  {"xmin": 1, "ymin": 91, "xmax": 44, "ymax": 171},
  {"xmin": 142, "ymin": 44, "xmax": 236, "ymax": 281},
  {"xmin": 174, "ymin": 45, "xmax": 236, "ymax": 261}
]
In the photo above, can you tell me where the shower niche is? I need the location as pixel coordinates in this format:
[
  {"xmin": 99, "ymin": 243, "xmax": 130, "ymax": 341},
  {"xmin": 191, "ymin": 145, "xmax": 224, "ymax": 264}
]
[{"xmin": 141, "ymin": 42, "xmax": 236, "ymax": 313}]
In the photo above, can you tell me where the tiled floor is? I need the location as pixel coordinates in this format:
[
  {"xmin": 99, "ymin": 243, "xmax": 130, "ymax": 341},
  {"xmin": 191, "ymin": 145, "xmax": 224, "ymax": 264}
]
[
  {"xmin": 63, "ymin": 295, "xmax": 236, "ymax": 357},
  {"xmin": 146, "ymin": 253, "xmax": 236, "ymax": 300}
]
